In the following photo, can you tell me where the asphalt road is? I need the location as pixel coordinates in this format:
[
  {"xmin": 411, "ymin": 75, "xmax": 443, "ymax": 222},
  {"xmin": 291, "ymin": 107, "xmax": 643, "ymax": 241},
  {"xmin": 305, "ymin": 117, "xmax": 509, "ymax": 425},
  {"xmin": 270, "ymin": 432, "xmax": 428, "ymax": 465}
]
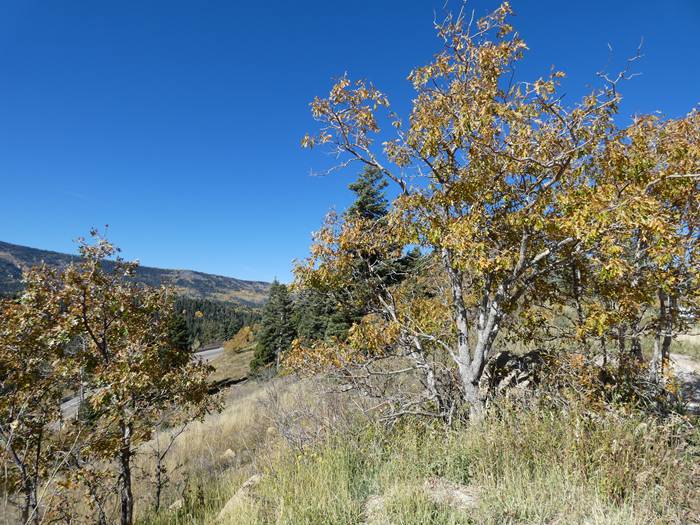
[
  {"xmin": 194, "ymin": 346, "xmax": 225, "ymax": 363},
  {"xmin": 60, "ymin": 346, "xmax": 224, "ymax": 419}
]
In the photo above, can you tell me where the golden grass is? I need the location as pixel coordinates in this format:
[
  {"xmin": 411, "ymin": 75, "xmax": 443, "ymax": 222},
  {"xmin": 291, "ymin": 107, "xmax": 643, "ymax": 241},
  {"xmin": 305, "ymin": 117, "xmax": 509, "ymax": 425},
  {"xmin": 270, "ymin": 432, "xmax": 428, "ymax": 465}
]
[
  {"xmin": 208, "ymin": 345, "xmax": 254, "ymax": 384},
  {"xmin": 138, "ymin": 377, "xmax": 699, "ymax": 525}
]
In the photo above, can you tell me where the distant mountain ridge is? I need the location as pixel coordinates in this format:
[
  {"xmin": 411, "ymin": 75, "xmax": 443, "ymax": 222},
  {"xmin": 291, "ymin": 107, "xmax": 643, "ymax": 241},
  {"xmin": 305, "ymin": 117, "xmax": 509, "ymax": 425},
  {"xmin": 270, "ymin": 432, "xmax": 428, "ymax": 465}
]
[{"xmin": 0, "ymin": 240, "xmax": 270, "ymax": 306}]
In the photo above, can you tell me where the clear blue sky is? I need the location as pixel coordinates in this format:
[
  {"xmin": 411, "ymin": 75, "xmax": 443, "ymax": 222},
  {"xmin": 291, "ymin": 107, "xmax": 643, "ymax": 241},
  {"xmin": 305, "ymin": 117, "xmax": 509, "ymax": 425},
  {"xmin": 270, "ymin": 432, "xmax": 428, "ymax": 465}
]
[{"xmin": 0, "ymin": 1, "xmax": 698, "ymax": 282}]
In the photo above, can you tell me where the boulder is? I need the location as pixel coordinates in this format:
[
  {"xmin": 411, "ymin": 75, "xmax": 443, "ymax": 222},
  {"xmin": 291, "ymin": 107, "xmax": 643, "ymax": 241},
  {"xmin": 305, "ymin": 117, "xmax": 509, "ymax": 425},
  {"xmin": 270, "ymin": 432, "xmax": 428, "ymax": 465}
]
[
  {"xmin": 216, "ymin": 473, "xmax": 263, "ymax": 521},
  {"xmin": 221, "ymin": 448, "xmax": 236, "ymax": 461},
  {"xmin": 363, "ymin": 495, "xmax": 387, "ymax": 525},
  {"xmin": 423, "ymin": 477, "xmax": 478, "ymax": 510},
  {"xmin": 168, "ymin": 498, "xmax": 184, "ymax": 511},
  {"xmin": 480, "ymin": 350, "xmax": 544, "ymax": 398},
  {"xmin": 362, "ymin": 478, "xmax": 477, "ymax": 524}
]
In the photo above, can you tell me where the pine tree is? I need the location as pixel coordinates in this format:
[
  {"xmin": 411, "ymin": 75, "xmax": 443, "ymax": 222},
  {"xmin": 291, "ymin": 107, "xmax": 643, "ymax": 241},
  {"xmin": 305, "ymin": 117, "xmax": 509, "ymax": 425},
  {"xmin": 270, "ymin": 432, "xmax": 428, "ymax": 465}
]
[
  {"xmin": 251, "ymin": 280, "xmax": 296, "ymax": 372},
  {"xmin": 346, "ymin": 166, "xmax": 388, "ymax": 220},
  {"xmin": 167, "ymin": 312, "xmax": 191, "ymax": 352},
  {"xmin": 329, "ymin": 166, "xmax": 392, "ymax": 337},
  {"xmin": 294, "ymin": 289, "xmax": 331, "ymax": 343},
  {"xmin": 293, "ymin": 166, "xmax": 420, "ymax": 343}
]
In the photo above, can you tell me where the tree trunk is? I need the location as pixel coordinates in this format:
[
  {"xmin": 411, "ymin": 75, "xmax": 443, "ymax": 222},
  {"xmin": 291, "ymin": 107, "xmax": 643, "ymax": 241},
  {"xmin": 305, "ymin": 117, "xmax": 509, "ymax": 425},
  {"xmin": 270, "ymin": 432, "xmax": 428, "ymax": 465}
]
[
  {"xmin": 651, "ymin": 290, "xmax": 674, "ymax": 379},
  {"xmin": 407, "ymin": 336, "xmax": 452, "ymax": 420},
  {"xmin": 630, "ymin": 333, "xmax": 643, "ymax": 362},
  {"xmin": 154, "ymin": 461, "xmax": 163, "ymax": 513},
  {"xmin": 16, "ymin": 426, "xmax": 42, "ymax": 525},
  {"xmin": 118, "ymin": 421, "xmax": 134, "ymax": 525},
  {"xmin": 21, "ymin": 478, "xmax": 39, "ymax": 525},
  {"xmin": 442, "ymin": 249, "xmax": 501, "ymax": 419},
  {"xmin": 462, "ymin": 379, "xmax": 484, "ymax": 419},
  {"xmin": 617, "ymin": 324, "xmax": 627, "ymax": 355}
]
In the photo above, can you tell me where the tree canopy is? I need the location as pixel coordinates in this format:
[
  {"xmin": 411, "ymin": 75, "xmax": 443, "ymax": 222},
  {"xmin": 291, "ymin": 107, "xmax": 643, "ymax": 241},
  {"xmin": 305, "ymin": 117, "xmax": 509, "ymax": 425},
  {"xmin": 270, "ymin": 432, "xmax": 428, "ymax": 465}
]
[{"xmin": 293, "ymin": 2, "xmax": 700, "ymax": 419}]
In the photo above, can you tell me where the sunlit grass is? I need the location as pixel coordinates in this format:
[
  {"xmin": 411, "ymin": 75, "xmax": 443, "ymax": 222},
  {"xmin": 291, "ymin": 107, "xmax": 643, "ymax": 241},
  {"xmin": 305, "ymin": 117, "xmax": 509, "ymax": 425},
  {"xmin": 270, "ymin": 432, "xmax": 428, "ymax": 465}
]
[{"xmin": 138, "ymin": 381, "xmax": 699, "ymax": 525}]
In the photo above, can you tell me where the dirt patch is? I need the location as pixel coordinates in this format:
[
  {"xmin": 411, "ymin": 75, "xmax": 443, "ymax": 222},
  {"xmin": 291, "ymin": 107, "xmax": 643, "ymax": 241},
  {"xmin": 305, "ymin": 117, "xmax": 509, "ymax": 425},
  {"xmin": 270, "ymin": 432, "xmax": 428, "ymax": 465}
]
[
  {"xmin": 671, "ymin": 353, "xmax": 700, "ymax": 414},
  {"xmin": 363, "ymin": 477, "xmax": 478, "ymax": 524}
]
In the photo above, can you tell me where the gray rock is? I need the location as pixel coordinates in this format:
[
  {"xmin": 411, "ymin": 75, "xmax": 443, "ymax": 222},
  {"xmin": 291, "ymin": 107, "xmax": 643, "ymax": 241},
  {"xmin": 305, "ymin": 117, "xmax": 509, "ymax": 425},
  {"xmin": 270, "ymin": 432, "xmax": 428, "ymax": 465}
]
[{"xmin": 216, "ymin": 473, "xmax": 263, "ymax": 521}]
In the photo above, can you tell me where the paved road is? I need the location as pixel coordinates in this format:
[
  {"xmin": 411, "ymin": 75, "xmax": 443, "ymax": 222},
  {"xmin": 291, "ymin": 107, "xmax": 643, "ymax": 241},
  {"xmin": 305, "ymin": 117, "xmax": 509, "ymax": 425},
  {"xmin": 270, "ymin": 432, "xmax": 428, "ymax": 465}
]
[
  {"xmin": 194, "ymin": 346, "xmax": 224, "ymax": 363},
  {"xmin": 60, "ymin": 347, "xmax": 224, "ymax": 419}
]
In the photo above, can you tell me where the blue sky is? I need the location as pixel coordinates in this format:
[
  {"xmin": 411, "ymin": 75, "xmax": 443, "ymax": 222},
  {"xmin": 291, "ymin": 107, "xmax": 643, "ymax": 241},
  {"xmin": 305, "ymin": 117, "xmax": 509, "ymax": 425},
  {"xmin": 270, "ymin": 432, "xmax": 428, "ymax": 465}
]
[{"xmin": 0, "ymin": 1, "xmax": 698, "ymax": 282}]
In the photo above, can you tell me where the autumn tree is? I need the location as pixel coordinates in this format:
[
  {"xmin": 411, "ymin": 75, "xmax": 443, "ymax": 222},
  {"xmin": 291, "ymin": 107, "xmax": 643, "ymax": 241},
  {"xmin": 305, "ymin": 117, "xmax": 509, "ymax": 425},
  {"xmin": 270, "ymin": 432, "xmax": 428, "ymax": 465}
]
[
  {"xmin": 54, "ymin": 232, "xmax": 216, "ymax": 525},
  {"xmin": 295, "ymin": 3, "xmax": 698, "ymax": 417},
  {"xmin": 569, "ymin": 112, "xmax": 700, "ymax": 376},
  {"xmin": 0, "ymin": 266, "xmax": 70, "ymax": 524}
]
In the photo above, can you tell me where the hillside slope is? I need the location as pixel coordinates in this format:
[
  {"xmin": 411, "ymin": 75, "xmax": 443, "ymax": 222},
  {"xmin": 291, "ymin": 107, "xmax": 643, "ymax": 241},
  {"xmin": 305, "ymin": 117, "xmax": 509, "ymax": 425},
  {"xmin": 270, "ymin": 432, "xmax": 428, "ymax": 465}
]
[{"xmin": 0, "ymin": 240, "xmax": 270, "ymax": 305}]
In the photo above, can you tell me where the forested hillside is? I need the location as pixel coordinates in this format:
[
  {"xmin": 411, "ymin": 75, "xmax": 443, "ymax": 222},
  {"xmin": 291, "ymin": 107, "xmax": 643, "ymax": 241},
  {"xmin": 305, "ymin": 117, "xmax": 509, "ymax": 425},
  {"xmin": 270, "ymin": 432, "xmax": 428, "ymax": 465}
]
[
  {"xmin": 0, "ymin": 240, "xmax": 269, "ymax": 305},
  {"xmin": 175, "ymin": 296, "xmax": 260, "ymax": 349}
]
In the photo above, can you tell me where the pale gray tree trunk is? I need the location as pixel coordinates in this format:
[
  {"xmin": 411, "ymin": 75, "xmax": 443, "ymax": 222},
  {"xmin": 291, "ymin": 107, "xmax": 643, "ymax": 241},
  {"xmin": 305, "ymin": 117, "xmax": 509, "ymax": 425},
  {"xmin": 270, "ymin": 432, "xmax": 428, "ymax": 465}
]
[
  {"xmin": 442, "ymin": 249, "xmax": 503, "ymax": 418},
  {"xmin": 651, "ymin": 290, "xmax": 675, "ymax": 378}
]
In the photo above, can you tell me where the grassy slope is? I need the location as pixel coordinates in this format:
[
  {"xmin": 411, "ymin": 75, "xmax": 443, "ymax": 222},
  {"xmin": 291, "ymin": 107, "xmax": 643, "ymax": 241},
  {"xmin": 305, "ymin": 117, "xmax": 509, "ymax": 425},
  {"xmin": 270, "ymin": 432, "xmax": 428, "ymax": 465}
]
[
  {"xmin": 208, "ymin": 344, "xmax": 256, "ymax": 383},
  {"xmin": 138, "ymin": 377, "xmax": 699, "ymax": 525},
  {"xmin": 133, "ymin": 329, "xmax": 700, "ymax": 524}
]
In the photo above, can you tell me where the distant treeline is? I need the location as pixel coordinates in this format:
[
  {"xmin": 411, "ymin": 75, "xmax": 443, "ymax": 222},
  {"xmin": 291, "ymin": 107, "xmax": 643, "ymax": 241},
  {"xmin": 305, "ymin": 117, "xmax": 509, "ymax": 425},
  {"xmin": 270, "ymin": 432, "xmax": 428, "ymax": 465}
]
[{"xmin": 174, "ymin": 296, "xmax": 261, "ymax": 349}]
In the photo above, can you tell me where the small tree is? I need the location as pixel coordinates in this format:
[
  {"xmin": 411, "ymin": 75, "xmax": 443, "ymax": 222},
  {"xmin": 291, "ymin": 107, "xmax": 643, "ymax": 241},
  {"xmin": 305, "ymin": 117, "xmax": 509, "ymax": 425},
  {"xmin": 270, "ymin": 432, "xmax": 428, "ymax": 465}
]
[
  {"xmin": 168, "ymin": 311, "xmax": 191, "ymax": 352},
  {"xmin": 347, "ymin": 166, "xmax": 389, "ymax": 221},
  {"xmin": 0, "ymin": 267, "xmax": 69, "ymax": 524},
  {"xmin": 295, "ymin": 166, "xmax": 419, "ymax": 344},
  {"xmin": 56, "ymin": 232, "xmax": 215, "ymax": 525}
]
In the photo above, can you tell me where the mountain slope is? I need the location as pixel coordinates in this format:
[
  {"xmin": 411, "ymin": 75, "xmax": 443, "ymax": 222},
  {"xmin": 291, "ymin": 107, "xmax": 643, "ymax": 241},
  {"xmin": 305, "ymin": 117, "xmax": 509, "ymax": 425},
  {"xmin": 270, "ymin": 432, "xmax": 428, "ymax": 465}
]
[{"xmin": 0, "ymin": 240, "xmax": 270, "ymax": 306}]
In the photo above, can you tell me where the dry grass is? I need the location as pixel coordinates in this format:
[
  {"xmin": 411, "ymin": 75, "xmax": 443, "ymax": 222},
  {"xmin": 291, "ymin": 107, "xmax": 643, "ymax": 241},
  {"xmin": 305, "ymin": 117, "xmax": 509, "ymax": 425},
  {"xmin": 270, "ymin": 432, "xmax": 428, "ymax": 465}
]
[
  {"xmin": 137, "ymin": 376, "xmax": 699, "ymax": 525},
  {"xmin": 675, "ymin": 332, "xmax": 700, "ymax": 361},
  {"xmin": 137, "ymin": 376, "xmax": 356, "ymax": 524},
  {"xmin": 208, "ymin": 345, "xmax": 255, "ymax": 383},
  {"xmin": 6, "ymin": 344, "xmax": 698, "ymax": 524}
]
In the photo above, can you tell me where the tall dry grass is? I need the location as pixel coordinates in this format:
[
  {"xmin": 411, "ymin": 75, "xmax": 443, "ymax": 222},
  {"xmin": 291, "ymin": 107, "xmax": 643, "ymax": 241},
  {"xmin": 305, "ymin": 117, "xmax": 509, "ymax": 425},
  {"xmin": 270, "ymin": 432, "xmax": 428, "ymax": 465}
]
[{"xmin": 138, "ymin": 378, "xmax": 699, "ymax": 525}]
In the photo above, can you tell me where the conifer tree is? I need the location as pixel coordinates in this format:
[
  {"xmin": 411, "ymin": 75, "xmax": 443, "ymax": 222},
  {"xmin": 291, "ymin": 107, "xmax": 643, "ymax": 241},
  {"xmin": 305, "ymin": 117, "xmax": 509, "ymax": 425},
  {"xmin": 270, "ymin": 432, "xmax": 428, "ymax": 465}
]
[
  {"xmin": 346, "ymin": 166, "xmax": 389, "ymax": 221},
  {"xmin": 293, "ymin": 288, "xmax": 332, "ymax": 343},
  {"xmin": 294, "ymin": 166, "xmax": 421, "ymax": 343},
  {"xmin": 168, "ymin": 312, "xmax": 191, "ymax": 352},
  {"xmin": 251, "ymin": 281, "xmax": 296, "ymax": 372}
]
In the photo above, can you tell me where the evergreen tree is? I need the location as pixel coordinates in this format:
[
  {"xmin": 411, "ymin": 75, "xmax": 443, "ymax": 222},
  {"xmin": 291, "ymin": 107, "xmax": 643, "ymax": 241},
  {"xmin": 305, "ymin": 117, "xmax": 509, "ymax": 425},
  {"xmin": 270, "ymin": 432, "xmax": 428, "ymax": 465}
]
[
  {"xmin": 346, "ymin": 166, "xmax": 388, "ymax": 221},
  {"xmin": 294, "ymin": 288, "xmax": 331, "ymax": 343},
  {"xmin": 329, "ymin": 166, "xmax": 391, "ymax": 337},
  {"xmin": 251, "ymin": 281, "xmax": 296, "ymax": 372},
  {"xmin": 167, "ymin": 312, "xmax": 191, "ymax": 352},
  {"xmin": 173, "ymin": 296, "xmax": 259, "ymax": 348},
  {"xmin": 293, "ymin": 166, "xmax": 421, "ymax": 343}
]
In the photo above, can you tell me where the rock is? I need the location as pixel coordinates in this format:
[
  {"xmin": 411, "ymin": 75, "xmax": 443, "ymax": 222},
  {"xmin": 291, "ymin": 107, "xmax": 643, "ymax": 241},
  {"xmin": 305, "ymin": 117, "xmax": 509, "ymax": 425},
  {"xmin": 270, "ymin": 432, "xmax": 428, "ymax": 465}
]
[
  {"xmin": 423, "ymin": 477, "xmax": 478, "ymax": 510},
  {"xmin": 168, "ymin": 498, "xmax": 184, "ymax": 511},
  {"xmin": 216, "ymin": 474, "xmax": 263, "ymax": 521},
  {"xmin": 363, "ymin": 478, "xmax": 477, "ymax": 524},
  {"xmin": 221, "ymin": 448, "xmax": 236, "ymax": 461},
  {"xmin": 480, "ymin": 350, "xmax": 544, "ymax": 398},
  {"xmin": 363, "ymin": 495, "xmax": 387, "ymax": 525}
]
